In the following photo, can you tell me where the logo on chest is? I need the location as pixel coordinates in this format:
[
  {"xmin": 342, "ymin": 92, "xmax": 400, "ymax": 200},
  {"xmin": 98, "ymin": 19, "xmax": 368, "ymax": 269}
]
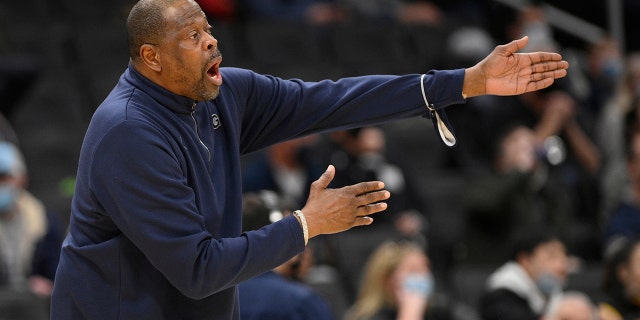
[{"xmin": 211, "ymin": 114, "xmax": 222, "ymax": 129}]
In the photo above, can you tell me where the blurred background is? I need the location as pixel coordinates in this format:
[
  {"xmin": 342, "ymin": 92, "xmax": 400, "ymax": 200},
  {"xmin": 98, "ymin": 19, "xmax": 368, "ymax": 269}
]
[{"xmin": 2, "ymin": 0, "xmax": 640, "ymax": 318}]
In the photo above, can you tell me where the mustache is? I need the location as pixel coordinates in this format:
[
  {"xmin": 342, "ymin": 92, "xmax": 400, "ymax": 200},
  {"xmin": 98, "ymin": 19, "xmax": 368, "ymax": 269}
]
[{"xmin": 210, "ymin": 48, "xmax": 222, "ymax": 61}]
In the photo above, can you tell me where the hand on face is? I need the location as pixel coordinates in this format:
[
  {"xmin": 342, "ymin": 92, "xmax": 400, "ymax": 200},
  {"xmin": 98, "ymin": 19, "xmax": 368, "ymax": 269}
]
[{"xmin": 392, "ymin": 250, "xmax": 432, "ymax": 319}]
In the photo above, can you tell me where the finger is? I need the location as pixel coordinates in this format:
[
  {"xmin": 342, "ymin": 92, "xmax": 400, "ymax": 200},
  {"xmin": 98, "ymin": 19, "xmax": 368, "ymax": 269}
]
[
  {"xmin": 526, "ymin": 52, "xmax": 564, "ymax": 64},
  {"xmin": 358, "ymin": 202, "xmax": 388, "ymax": 216},
  {"xmin": 526, "ymin": 76, "xmax": 559, "ymax": 92},
  {"xmin": 348, "ymin": 180, "xmax": 386, "ymax": 196},
  {"xmin": 355, "ymin": 189, "xmax": 391, "ymax": 207},
  {"xmin": 352, "ymin": 216, "xmax": 374, "ymax": 227},
  {"xmin": 529, "ymin": 68, "xmax": 568, "ymax": 83},
  {"xmin": 530, "ymin": 60, "xmax": 569, "ymax": 74},
  {"xmin": 311, "ymin": 165, "xmax": 335, "ymax": 190}
]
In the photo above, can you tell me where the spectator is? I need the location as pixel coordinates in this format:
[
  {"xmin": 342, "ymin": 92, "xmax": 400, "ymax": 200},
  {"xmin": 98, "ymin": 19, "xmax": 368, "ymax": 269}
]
[
  {"xmin": 0, "ymin": 141, "xmax": 64, "ymax": 319},
  {"xmin": 604, "ymin": 125, "xmax": 640, "ymax": 247},
  {"xmin": 598, "ymin": 236, "xmax": 640, "ymax": 320},
  {"xmin": 464, "ymin": 124, "xmax": 571, "ymax": 265},
  {"xmin": 474, "ymin": 82, "xmax": 602, "ymax": 261},
  {"xmin": 480, "ymin": 230, "xmax": 570, "ymax": 320},
  {"xmin": 314, "ymin": 126, "xmax": 430, "ymax": 299},
  {"xmin": 597, "ymin": 53, "xmax": 640, "ymax": 225},
  {"xmin": 320, "ymin": 127, "xmax": 428, "ymax": 241},
  {"xmin": 468, "ymin": 9, "xmax": 603, "ymax": 258},
  {"xmin": 238, "ymin": 192, "xmax": 335, "ymax": 320},
  {"xmin": 344, "ymin": 240, "xmax": 475, "ymax": 320},
  {"xmin": 242, "ymin": 135, "xmax": 324, "ymax": 209}
]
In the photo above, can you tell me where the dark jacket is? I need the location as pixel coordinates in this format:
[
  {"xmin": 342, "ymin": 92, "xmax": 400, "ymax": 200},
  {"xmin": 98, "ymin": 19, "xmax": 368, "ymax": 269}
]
[
  {"xmin": 51, "ymin": 65, "xmax": 465, "ymax": 319},
  {"xmin": 238, "ymin": 270, "xmax": 333, "ymax": 319}
]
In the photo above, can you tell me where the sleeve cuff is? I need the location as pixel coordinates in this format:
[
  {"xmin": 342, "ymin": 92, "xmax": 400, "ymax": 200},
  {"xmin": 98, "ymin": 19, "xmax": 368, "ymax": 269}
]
[{"xmin": 419, "ymin": 72, "xmax": 462, "ymax": 147}]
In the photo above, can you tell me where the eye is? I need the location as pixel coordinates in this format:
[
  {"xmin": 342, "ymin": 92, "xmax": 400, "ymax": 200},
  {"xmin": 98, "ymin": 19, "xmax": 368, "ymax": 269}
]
[{"xmin": 189, "ymin": 31, "xmax": 199, "ymax": 40}]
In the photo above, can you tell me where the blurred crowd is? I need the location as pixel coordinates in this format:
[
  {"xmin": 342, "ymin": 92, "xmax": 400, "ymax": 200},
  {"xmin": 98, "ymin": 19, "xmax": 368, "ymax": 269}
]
[{"xmin": 3, "ymin": 0, "xmax": 640, "ymax": 319}]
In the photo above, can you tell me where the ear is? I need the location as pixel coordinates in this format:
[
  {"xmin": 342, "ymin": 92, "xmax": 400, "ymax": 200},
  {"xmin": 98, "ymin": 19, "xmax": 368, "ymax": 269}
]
[
  {"xmin": 618, "ymin": 264, "xmax": 630, "ymax": 283},
  {"xmin": 515, "ymin": 252, "xmax": 528, "ymax": 265},
  {"xmin": 139, "ymin": 44, "xmax": 162, "ymax": 72},
  {"xmin": 16, "ymin": 175, "xmax": 28, "ymax": 189}
]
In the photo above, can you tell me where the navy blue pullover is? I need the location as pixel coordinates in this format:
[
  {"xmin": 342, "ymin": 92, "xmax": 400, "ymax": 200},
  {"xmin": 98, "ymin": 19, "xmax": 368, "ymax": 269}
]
[{"xmin": 51, "ymin": 65, "xmax": 465, "ymax": 319}]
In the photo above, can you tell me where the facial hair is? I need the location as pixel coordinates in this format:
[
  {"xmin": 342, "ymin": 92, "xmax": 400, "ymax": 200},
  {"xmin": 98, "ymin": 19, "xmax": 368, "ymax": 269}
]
[{"xmin": 194, "ymin": 48, "xmax": 223, "ymax": 101}]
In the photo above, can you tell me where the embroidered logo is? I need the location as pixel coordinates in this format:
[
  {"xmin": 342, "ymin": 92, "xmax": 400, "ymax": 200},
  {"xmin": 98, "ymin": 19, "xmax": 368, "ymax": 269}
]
[{"xmin": 211, "ymin": 114, "xmax": 221, "ymax": 129}]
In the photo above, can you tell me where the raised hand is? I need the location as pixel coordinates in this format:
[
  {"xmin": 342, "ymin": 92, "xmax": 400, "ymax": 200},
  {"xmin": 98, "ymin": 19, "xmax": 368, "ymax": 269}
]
[
  {"xmin": 462, "ymin": 36, "xmax": 569, "ymax": 97},
  {"xmin": 301, "ymin": 165, "xmax": 390, "ymax": 238}
]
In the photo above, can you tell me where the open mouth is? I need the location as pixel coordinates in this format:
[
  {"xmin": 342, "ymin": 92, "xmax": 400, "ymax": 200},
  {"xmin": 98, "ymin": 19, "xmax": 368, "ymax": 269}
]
[{"xmin": 207, "ymin": 59, "xmax": 222, "ymax": 85}]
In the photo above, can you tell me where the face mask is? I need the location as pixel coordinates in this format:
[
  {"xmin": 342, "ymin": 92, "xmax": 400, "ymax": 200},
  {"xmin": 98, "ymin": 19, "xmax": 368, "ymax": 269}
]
[
  {"xmin": 402, "ymin": 273, "xmax": 434, "ymax": 298},
  {"xmin": 0, "ymin": 184, "xmax": 18, "ymax": 216},
  {"xmin": 601, "ymin": 57, "xmax": 623, "ymax": 80},
  {"xmin": 535, "ymin": 272, "xmax": 563, "ymax": 296}
]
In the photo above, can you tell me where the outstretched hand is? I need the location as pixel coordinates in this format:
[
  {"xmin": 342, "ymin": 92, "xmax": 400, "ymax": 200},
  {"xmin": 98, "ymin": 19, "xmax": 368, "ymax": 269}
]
[
  {"xmin": 300, "ymin": 165, "xmax": 390, "ymax": 238},
  {"xmin": 462, "ymin": 36, "xmax": 569, "ymax": 97}
]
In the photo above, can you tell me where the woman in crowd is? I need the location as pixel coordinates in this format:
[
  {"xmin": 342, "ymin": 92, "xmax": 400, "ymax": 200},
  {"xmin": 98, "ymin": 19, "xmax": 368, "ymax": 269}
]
[{"xmin": 345, "ymin": 240, "xmax": 474, "ymax": 320}]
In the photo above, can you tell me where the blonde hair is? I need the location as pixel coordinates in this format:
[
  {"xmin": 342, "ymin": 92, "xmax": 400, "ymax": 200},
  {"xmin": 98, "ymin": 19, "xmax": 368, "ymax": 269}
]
[{"xmin": 345, "ymin": 241, "xmax": 425, "ymax": 320}]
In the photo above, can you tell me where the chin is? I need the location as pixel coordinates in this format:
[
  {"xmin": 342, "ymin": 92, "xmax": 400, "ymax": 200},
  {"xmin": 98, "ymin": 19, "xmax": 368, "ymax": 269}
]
[{"xmin": 194, "ymin": 86, "xmax": 220, "ymax": 102}]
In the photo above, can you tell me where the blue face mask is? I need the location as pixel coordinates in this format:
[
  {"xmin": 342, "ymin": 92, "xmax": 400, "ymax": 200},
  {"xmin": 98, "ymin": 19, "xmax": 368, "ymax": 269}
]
[
  {"xmin": 535, "ymin": 272, "xmax": 562, "ymax": 296},
  {"xmin": 0, "ymin": 184, "xmax": 18, "ymax": 216},
  {"xmin": 402, "ymin": 273, "xmax": 434, "ymax": 298}
]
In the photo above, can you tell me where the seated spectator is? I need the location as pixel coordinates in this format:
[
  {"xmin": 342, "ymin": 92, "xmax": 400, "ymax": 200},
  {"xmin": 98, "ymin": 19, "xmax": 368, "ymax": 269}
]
[
  {"xmin": 464, "ymin": 124, "xmax": 571, "ymax": 265},
  {"xmin": 344, "ymin": 240, "xmax": 477, "ymax": 320},
  {"xmin": 476, "ymin": 3, "xmax": 602, "ymax": 261},
  {"xmin": 543, "ymin": 291, "xmax": 597, "ymax": 320},
  {"xmin": 598, "ymin": 236, "xmax": 640, "ymax": 320},
  {"xmin": 318, "ymin": 126, "xmax": 428, "ymax": 243},
  {"xmin": 242, "ymin": 135, "xmax": 324, "ymax": 209},
  {"xmin": 596, "ymin": 53, "xmax": 640, "ymax": 224},
  {"xmin": 238, "ymin": 192, "xmax": 336, "ymax": 320},
  {"xmin": 0, "ymin": 141, "xmax": 64, "ymax": 319},
  {"xmin": 480, "ymin": 230, "xmax": 570, "ymax": 320},
  {"xmin": 604, "ymin": 125, "xmax": 640, "ymax": 247},
  {"xmin": 313, "ymin": 126, "xmax": 430, "ymax": 299}
]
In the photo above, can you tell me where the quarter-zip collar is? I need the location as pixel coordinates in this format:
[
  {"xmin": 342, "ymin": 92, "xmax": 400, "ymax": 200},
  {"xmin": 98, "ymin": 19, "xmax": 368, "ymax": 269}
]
[{"xmin": 125, "ymin": 62, "xmax": 197, "ymax": 114}]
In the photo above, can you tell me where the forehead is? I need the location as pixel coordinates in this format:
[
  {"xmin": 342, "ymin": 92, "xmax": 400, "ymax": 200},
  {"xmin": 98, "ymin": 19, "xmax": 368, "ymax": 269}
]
[
  {"xmin": 533, "ymin": 240, "xmax": 565, "ymax": 256},
  {"xmin": 396, "ymin": 250, "xmax": 429, "ymax": 271},
  {"xmin": 163, "ymin": 0, "xmax": 206, "ymax": 30}
]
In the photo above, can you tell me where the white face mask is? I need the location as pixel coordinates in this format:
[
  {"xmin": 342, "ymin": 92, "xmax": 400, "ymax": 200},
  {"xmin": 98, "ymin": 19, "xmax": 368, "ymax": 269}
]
[{"xmin": 0, "ymin": 184, "xmax": 18, "ymax": 216}]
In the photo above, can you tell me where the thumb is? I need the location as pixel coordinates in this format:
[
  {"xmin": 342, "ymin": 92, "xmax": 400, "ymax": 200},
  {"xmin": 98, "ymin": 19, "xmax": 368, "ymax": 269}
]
[
  {"xmin": 312, "ymin": 165, "xmax": 335, "ymax": 190},
  {"xmin": 502, "ymin": 36, "xmax": 528, "ymax": 55}
]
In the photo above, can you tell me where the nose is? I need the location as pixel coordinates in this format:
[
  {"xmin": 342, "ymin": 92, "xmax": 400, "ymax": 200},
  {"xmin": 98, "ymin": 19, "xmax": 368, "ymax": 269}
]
[{"xmin": 205, "ymin": 33, "xmax": 217, "ymax": 51}]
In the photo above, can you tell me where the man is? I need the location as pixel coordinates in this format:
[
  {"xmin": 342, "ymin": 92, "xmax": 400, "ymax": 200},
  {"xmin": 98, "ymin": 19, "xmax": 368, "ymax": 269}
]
[
  {"xmin": 50, "ymin": 0, "xmax": 569, "ymax": 319},
  {"xmin": 464, "ymin": 124, "xmax": 571, "ymax": 265},
  {"xmin": 480, "ymin": 231, "xmax": 570, "ymax": 320}
]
